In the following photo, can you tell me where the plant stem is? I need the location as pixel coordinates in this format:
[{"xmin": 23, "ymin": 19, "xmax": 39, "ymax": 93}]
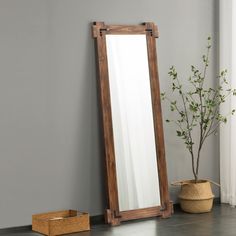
[
  {"xmin": 196, "ymin": 140, "xmax": 203, "ymax": 177},
  {"xmin": 195, "ymin": 44, "xmax": 210, "ymax": 178},
  {"xmin": 190, "ymin": 149, "xmax": 197, "ymax": 181},
  {"xmin": 176, "ymin": 77, "xmax": 197, "ymax": 180}
]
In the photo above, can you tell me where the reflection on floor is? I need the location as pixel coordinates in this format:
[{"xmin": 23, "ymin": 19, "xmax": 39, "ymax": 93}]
[{"xmin": 1, "ymin": 204, "xmax": 236, "ymax": 236}]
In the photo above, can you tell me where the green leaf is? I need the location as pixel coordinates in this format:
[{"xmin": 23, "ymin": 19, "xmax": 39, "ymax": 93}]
[
  {"xmin": 176, "ymin": 130, "xmax": 182, "ymax": 136},
  {"xmin": 202, "ymin": 55, "xmax": 206, "ymax": 62},
  {"xmin": 160, "ymin": 92, "xmax": 165, "ymax": 100},
  {"xmin": 180, "ymin": 111, "xmax": 185, "ymax": 117},
  {"xmin": 189, "ymin": 104, "xmax": 198, "ymax": 112}
]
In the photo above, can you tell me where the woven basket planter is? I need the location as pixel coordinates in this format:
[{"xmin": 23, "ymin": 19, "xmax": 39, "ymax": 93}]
[{"xmin": 172, "ymin": 179, "xmax": 219, "ymax": 213}]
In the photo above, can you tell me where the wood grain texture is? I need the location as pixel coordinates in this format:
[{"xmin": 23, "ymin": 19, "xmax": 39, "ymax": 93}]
[
  {"xmin": 93, "ymin": 22, "xmax": 120, "ymax": 226},
  {"xmin": 120, "ymin": 206, "xmax": 162, "ymax": 221},
  {"xmin": 92, "ymin": 22, "xmax": 172, "ymax": 225},
  {"xmin": 32, "ymin": 210, "xmax": 90, "ymax": 236}
]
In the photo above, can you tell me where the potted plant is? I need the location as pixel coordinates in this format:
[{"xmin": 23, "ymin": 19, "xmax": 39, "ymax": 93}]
[{"xmin": 161, "ymin": 37, "xmax": 236, "ymax": 213}]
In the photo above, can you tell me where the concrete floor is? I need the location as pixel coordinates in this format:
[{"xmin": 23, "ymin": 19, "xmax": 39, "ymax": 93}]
[{"xmin": 1, "ymin": 204, "xmax": 236, "ymax": 236}]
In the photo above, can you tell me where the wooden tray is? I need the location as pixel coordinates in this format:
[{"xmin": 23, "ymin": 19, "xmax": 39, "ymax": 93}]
[{"xmin": 32, "ymin": 210, "xmax": 90, "ymax": 235}]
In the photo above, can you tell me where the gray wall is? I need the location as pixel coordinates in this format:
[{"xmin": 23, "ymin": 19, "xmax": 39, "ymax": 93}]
[{"xmin": 0, "ymin": 0, "xmax": 219, "ymax": 228}]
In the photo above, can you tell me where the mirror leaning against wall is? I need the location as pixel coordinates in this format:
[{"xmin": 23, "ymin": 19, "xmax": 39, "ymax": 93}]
[{"xmin": 92, "ymin": 22, "xmax": 172, "ymax": 226}]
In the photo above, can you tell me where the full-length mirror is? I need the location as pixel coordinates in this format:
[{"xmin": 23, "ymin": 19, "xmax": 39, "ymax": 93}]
[{"xmin": 92, "ymin": 22, "xmax": 172, "ymax": 225}]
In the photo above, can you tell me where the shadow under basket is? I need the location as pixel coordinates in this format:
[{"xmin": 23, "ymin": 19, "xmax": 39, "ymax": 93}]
[
  {"xmin": 32, "ymin": 210, "xmax": 90, "ymax": 236},
  {"xmin": 172, "ymin": 179, "xmax": 219, "ymax": 213}
]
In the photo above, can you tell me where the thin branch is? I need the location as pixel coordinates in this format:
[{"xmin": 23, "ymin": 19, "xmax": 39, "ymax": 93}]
[{"xmin": 176, "ymin": 77, "xmax": 197, "ymax": 178}]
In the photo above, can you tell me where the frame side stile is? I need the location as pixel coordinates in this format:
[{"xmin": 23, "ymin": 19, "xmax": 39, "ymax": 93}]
[
  {"xmin": 144, "ymin": 22, "xmax": 173, "ymax": 217},
  {"xmin": 92, "ymin": 22, "xmax": 121, "ymax": 226}
]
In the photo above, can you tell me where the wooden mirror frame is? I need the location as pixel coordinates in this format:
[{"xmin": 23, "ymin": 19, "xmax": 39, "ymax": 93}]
[{"xmin": 92, "ymin": 22, "xmax": 173, "ymax": 226}]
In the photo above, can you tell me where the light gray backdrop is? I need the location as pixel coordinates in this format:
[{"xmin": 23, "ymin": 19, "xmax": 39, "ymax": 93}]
[{"xmin": 0, "ymin": 0, "xmax": 219, "ymax": 228}]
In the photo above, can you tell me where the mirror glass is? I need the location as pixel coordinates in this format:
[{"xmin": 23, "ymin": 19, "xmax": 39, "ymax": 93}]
[{"xmin": 106, "ymin": 35, "xmax": 161, "ymax": 211}]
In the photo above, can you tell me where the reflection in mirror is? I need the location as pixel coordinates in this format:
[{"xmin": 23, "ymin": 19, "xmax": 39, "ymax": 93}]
[{"xmin": 106, "ymin": 35, "xmax": 160, "ymax": 211}]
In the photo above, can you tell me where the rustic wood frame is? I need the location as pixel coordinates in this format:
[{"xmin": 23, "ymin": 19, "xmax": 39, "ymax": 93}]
[{"xmin": 92, "ymin": 22, "xmax": 173, "ymax": 226}]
